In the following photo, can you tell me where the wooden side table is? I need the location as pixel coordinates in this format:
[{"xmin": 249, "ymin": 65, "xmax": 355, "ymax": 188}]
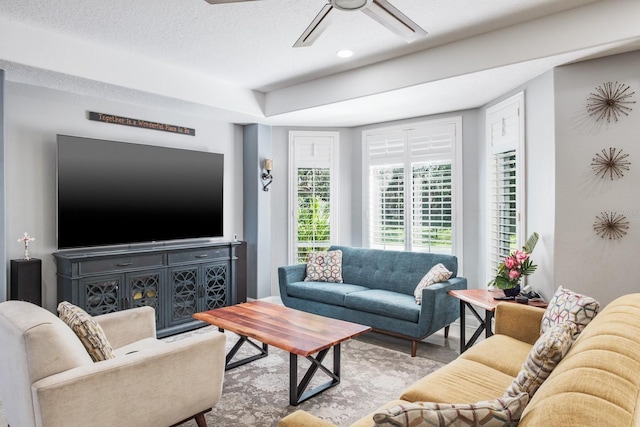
[{"xmin": 448, "ymin": 289, "xmax": 547, "ymax": 353}]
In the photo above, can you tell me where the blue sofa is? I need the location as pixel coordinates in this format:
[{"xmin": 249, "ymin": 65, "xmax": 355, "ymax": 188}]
[{"xmin": 278, "ymin": 245, "xmax": 467, "ymax": 356}]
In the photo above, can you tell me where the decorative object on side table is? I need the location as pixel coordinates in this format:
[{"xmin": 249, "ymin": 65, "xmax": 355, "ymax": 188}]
[
  {"xmin": 17, "ymin": 232, "xmax": 35, "ymax": 260},
  {"xmin": 586, "ymin": 81, "xmax": 635, "ymax": 123},
  {"xmin": 593, "ymin": 211, "xmax": 629, "ymax": 239},
  {"xmin": 591, "ymin": 147, "xmax": 630, "ymax": 180},
  {"xmin": 488, "ymin": 232, "xmax": 539, "ymax": 297}
]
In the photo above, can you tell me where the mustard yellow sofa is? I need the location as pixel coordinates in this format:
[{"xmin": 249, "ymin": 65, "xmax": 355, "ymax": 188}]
[{"xmin": 279, "ymin": 293, "xmax": 640, "ymax": 427}]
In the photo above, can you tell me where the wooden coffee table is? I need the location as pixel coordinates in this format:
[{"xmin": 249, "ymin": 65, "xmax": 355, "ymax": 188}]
[
  {"xmin": 448, "ymin": 289, "xmax": 547, "ymax": 353},
  {"xmin": 193, "ymin": 301, "xmax": 371, "ymax": 406}
]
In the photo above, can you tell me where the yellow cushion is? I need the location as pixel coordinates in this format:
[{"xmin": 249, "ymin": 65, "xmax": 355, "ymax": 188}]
[
  {"xmin": 401, "ymin": 359, "xmax": 513, "ymax": 403},
  {"xmin": 350, "ymin": 400, "xmax": 411, "ymax": 427},
  {"xmin": 57, "ymin": 301, "xmax": 115, "ymax": 362},
  {"xmin": 460, "ymin": 334, "xmax": 532, "ymax": 377}
]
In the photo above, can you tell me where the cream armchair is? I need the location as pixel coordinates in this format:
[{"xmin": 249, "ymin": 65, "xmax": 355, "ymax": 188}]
[{"xmin": 0, "ymin": 300, "xmax": 226, "ymax": 427}]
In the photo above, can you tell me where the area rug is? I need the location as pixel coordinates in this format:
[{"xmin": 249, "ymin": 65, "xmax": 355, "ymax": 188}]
[{"xmin": 169, "ymin": 326, "xmax": 446, "ymax": 427}]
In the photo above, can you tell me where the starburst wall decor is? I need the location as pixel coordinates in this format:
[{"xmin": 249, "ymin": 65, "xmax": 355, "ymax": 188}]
[
  {"xmin": 586, "ymin": 81, "xmax": 636, "ymax": 122},
  {"xmin": 593, "ymin": 211, "xmax": 629, "ymax": 240},
  {"xmin": 591, "ymin": 147, "xmax": 630, "ymax": 180}
]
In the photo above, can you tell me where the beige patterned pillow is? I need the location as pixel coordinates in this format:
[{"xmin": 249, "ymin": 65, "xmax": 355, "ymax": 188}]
[
  {"xmin": 540, "ymin": 286, "xmax": 600, "ymax": 335},
  {"xmin": 304, "ymin": 250, "xmax": 343, "ymax": 283},
  {"xmin": 373, "ymin": 392, "xmax": 529, "ymax": 427},
  {"xmin": 413, "ymin": 263, "xmax": 452, "ymax": 304},
  {"xmin": 57, "ymin": 301, "xmax": 115, "ymax": 362},
  {"xmin": 505, "ymin": 321, "xmax": 577, "ymax": 399}
]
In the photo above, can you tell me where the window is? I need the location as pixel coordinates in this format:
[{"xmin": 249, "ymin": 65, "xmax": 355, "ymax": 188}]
[
  {"xmin": 486, "ymin": 92, "xmax": 525, "ymax": 282},
  {"xmin": 363, "ymin": 118, "xmax": 462, "ymax": 258},
  {"xmin": 289, "ymin": 131, "xmax": 339, "ymax": 264}
]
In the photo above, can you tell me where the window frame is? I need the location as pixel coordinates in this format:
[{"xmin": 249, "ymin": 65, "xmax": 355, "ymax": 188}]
[
  {"xmin": 485, "ymin": 92, "xmax": 526, "ymax": 283},
  {"xmin": 361, "ymin": 117, "xmax": 463, "ymax": 266},
  {"xmin": 288, "ymin": 130, "xmax": 339, "ymax": 265}
]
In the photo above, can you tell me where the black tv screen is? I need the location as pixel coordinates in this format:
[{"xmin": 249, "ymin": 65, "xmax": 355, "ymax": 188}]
[{"xmin": 57, "ymin": 135, "xmax": 224, "ymax": 249}]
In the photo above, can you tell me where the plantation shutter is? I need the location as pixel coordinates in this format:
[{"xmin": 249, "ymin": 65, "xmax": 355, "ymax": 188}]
[
  {"xmin": 409, "ymin": 123, "xmax": 455, "ymax": 254},
  {"xmin": 289, "ymin": 132, "xmax": 338, "ymax": 264},
  {"xmin": 486, "ymin": 93, "xmax": 525, "ymax": 282},
  {"xmin": 364, "ymin": 118, "xmax": 460, "ymax": 256},
  {"xmin": 367, "ymin": 130, "xmax": 406, "ymax": 250}
]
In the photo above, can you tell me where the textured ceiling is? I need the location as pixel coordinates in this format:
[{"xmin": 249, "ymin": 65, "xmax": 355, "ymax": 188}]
[{"xmin": 1, "ymin": 0, "xmax": 639, "ymax": 126}]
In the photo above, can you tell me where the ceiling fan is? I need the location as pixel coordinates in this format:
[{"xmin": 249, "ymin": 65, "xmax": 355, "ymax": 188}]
[{"xmin": 203, "ymin": 0, "xmax": 427, "ymax": 48}]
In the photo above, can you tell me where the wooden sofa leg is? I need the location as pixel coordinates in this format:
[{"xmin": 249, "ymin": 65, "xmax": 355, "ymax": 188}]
[
  {"xmin": 444, "ymin": 325, "xmax": 450, "ymax": 338},
  {"xmin": 170, "ymin": 409, "xmax": 210, "ymax": 427},
  {"xmin": 195, "ymin": 412, "xmax": 207, "ymax": 427},
  {"xmin": 411, "ymin": 340, "xmax": 418, "ymax": 357}
]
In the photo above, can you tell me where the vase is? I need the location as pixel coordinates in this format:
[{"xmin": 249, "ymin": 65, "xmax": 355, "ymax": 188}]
[{"xmin": 503, "ymin": 285, "xmax": 521, "ymax": 297}]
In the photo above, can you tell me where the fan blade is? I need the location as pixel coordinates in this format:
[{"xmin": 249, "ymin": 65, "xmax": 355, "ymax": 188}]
[
  {"xmin": 203, "ymin": 0, "xmax": 262, "ymax": 4},
  {"xmin": 293, "ymin": 4, "xmax": 335, "ymax": 48},
  {"xmin": 362, "ymin": 0, "xmax": 427, "ymax": 43}
]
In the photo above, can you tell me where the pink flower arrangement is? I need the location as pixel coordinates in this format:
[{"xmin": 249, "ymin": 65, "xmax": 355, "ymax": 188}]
[{"xmin": 488, "ymin": 233, "xmax": 539, "ymax": 290}]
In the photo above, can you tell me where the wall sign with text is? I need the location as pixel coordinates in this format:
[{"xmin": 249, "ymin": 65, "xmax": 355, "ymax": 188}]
[{"xmin": 88, "ymin": 111, "xmax": 195, "ymax": 136}]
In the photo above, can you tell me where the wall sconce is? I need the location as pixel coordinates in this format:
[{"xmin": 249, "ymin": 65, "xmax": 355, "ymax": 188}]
[{"xmin": 262, "ymin": 158, "xmax": 273, "ymax": 191}]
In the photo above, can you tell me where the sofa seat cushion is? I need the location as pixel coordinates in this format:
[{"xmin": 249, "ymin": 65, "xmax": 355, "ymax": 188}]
[
  {"xmin": 460, "ymin": 335, "xmax": 533, "ymax": 378},
  {"xmin": 401, "ymin": 359, "xmax": 514, "ymax": 403},
  {"xmin": 286, "ymin": 281, "xmax": 370, "ymax": 306},
  {"xmin": 344, "ymin": 289, "xmax": 420, "ymax": 323}
]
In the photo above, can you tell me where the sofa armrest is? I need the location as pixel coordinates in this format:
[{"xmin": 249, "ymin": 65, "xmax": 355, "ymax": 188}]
[
  {"xmin": 32, "ymin": 331, "xmax": 226, "ymax": 427},
  {"xmin": 94, "ymin": 306, "xmax": 156, "ymax": 349},
  {"xmin": 278, "ymin": 410, "xmax": 337, "ymax": 427},
  {"xmin": 494, "ymin": 303, "xmax": 545, "ymax": 345},
  {"xmin": 419, "ymin": 277, "xmax": 467, "ymax": 335},
  {"xmin": 278, "ymin": 264, "xmax": 307, "ymax": 296}
]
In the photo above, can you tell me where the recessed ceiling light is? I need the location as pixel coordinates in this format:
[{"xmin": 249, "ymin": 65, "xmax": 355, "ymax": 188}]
[{"xmin": 337, "ymin": 50, "xmax": 354, "ymax": 58}]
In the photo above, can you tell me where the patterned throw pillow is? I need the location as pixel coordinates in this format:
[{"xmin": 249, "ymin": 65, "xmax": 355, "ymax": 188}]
[
  {"xmin": 505, "ymin": 321, "xmax": 577, "ymax": 399},
  {"xmin": 373, "ymin": 392, "xmax": 529, "ymax": 427},
  {"xmin": 413, "ymin": 263, "xmax": 452, "ymax": 304},
  {"xmin": 303, "ymin": 250, "xmax": 343, "ymax": 283},
  {"xmin": 540, "ymin": 286, "xmax": 600, "ymax": 335},
  {"xmin": 57, "ymin": 301, "xmax": 115, "ymax": 362}
]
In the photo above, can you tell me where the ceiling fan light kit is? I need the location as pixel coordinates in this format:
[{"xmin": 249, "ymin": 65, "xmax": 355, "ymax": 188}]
[
  {"xmin": 203, "ymin": 0, "xmax": 426, "ymax": 48},
  {"xmin": 330, "ymin": 0, "xmax": 372, "ymax": 11}
]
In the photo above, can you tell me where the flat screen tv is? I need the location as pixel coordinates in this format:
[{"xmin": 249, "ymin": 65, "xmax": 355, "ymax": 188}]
[{"xmin": 57, "ymin": 135, "xmax": 224, "ymax": 249}]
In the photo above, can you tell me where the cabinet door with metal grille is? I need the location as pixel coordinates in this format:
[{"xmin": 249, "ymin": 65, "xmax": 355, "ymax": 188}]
[
  {"xmin": 167, "ymin": 266, "xmax": 199, "ymax": 327},
  {"xmin": 126, "ymin": 269, "xmax": 165, "ymax": 329},
  {"xmin": 201, "ymin": 262, "xmax": 230, "ymax": 311},
  {"xmin": 79, "ymin": 274, "xmax": 123, "ymax": 316}
]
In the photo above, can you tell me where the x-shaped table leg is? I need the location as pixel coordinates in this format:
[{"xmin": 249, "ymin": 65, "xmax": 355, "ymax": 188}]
[
  {"xmin": 221, "ymin": 329, "xmax": 269, "ymax": 371},
  {"xmin": 289, "ymin": 344, "xmax": 341, "ymax": 406}
]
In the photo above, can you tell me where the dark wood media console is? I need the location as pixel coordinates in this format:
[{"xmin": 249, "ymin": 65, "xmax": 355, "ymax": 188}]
[{"xmin": 54, "ymin": 241, "xmax": 243, "ymax": 337}]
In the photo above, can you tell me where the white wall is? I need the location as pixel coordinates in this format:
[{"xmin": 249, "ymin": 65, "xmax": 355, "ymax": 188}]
[
  {"xmin": 5, "ymin": 82, "xmax": 244, "ymax": 311},
  {"xmin": 554, "ymin": 50, "xmax": 640, "ymax": 307}
]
